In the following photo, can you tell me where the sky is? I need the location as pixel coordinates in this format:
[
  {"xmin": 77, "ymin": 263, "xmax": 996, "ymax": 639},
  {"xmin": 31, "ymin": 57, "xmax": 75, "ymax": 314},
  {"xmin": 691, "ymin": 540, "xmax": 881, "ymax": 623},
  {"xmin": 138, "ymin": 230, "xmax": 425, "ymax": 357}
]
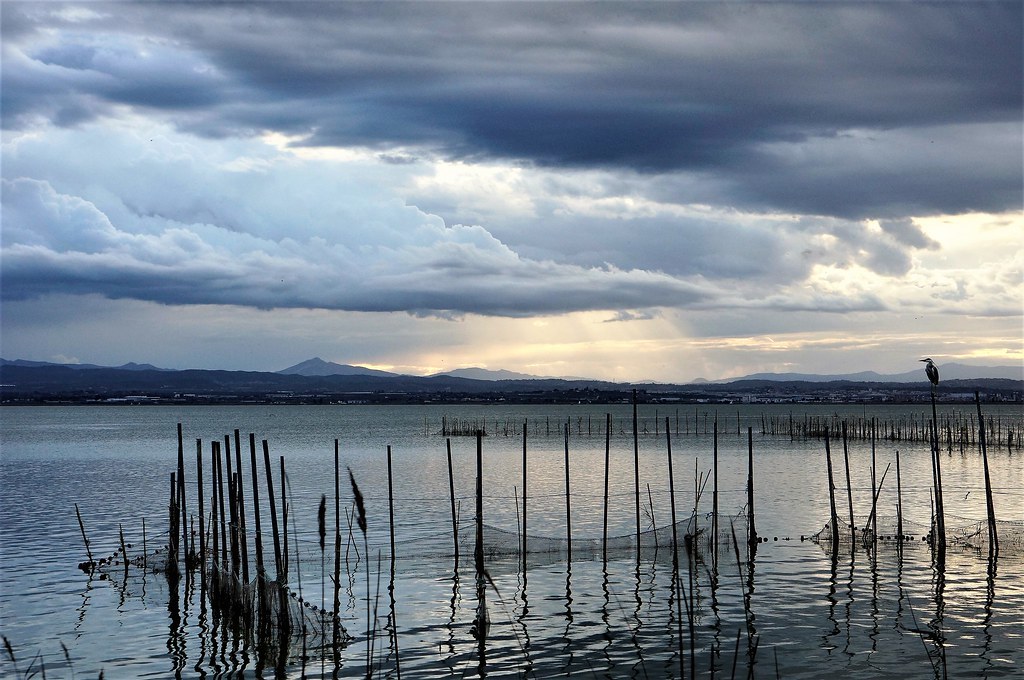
[{"xmin": 1, "ymin": 2, "xmax": 1021, "ymax": 382}]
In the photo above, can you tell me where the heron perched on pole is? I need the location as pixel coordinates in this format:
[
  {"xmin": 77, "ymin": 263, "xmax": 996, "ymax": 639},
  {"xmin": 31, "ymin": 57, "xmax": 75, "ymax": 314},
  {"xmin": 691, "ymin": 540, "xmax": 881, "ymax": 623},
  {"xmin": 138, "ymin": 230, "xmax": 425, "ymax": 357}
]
[{"xmin": 920, "ymin": 358, "xmax": 939, "ymax": 387}]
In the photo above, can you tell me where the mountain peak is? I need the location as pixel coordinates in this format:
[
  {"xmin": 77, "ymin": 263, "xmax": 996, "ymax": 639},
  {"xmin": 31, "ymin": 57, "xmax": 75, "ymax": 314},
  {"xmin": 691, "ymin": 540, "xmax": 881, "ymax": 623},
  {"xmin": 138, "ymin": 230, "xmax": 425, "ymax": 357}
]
[{"xmin": 278, "ymin": 357, "xmax": 397, "ymax": 378}]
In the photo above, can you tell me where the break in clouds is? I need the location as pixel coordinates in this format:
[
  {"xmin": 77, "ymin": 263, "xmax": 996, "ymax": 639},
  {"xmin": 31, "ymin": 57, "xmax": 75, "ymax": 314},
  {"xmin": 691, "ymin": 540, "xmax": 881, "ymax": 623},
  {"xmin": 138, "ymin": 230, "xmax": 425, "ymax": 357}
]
[{"xmin": 1, "ymin": 1, "xmax": 1021, "ymax": 321}]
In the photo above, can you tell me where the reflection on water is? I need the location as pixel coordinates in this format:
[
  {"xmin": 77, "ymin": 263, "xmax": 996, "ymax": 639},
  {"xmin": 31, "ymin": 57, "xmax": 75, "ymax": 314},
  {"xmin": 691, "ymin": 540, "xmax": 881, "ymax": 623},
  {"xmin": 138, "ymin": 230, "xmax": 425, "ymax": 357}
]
[{"xmin": 1, "ymin": 403, "xmax": 1022, "ymax": 678}]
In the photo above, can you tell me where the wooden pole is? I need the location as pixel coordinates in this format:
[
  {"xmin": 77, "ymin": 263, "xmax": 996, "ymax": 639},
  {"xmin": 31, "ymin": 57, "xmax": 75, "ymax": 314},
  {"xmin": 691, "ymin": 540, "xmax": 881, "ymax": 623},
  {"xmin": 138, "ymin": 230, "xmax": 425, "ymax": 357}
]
[
  {"xmin": 633, "ymin": 389, "xmax": 641, "ymax": 565},
  {"xmin": 195, "ymin": 439, "xmax": 206, "ymax": 594},
  {"xmin": 214, "ymin": 442, "xmax": 228, "ymax": 570},
  {"xmin": 930, "ymin": 387, "xmax": 946, "ymax": 557},
  {"xmin": 262, "ymin": 440, "xmax": 283, "ymax": 582},
  {"xmin": 332, "ymin": 439, "xmax": 342, "ymax": 657},
  {"xmin": 234, "ymin": 429, "xmax": 250, "ymax": 585},
  {"xmin": 712, "ymin": 417, "xmax": 719, "ymax": 573},
  {"xmin": 896, "ymin": 449, "xmax": 904, "ymax": 546},
  {"xmin": 976, "ymin": 392, "xmax": 999, "ymax": 557},
  {"xmin": 564, "ymin": 421, "xmax": 572, "ymax": 564},
  {"xmin": 248, "ymin": 434, "xmax": 266, "ymax": 582},
  {"xmin": 522, "ymin": 420, "xmax": 528, "ymax": 577},
  {"xmin": 446, "ymin": 438, "xmax": 460, "ymax": 568},
  {"xmin": 870, "ymin": 418, "xmax": 877, "ymax": 547},
  {"xmin": 224, "ymin": 435, "xmax": 239, "ymax": 578},
  {"xmin": 842, "ymin": 422, "xmax": 855, "ymax": 543},
  {"xmin": 602, "ymin": 413, "xmax": 611, "ymax": 567},
  {"xmin": 746, "ymin": 427, "xmax": 757, "ymax": 552},
  {"xmin": 475, "ymin": 431, "xmax": 484, "ymax": 576},
  {"xmin": 387, "ymin": 445, "xmax": 397, "ymax": 562},
  {"xmin": 209, "ymin": 443, "xmax": 220, "ymax": 595},
  {"xmin": 824, "ymin": 432, "xmax": 839, "ymax": 555},
  {"xmin": 176, "ymin": 423, "xmax": 190, "ymax": 565},
  {"xmin": 280, "ymin": 455, "xmax": 289, "ymax": 582}
]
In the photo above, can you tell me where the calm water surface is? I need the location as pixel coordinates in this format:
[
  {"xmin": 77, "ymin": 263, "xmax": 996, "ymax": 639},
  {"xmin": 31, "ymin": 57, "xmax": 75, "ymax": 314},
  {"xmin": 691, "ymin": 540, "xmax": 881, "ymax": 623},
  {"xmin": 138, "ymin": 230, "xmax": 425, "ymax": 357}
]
[{"xmin": 1, "ymin": 403, "xmax": 1021, "ymax": 678}]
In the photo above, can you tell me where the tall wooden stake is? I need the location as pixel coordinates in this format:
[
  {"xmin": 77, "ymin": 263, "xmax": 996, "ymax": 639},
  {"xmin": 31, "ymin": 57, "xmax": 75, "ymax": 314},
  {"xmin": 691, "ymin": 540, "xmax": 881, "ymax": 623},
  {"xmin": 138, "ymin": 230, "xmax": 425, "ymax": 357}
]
[
  {"xmin": 976, "ymin": 392, "xmax": 999, "ymax": 558},
  {"xmin": 564, "ymin": 421, "xmax": 572, "ymax": 563},
  {"xmin": 602, "ymin": 413, "xmax": 611, "ymax": 567},
  {"xmin": 633, "ymin": 389, "xmax": 641, "ymax": 566},
  {"xmin": 446, "ymin": 438, "xmax": 460, "ymax": 568},
  {"xmin": 522, "ymin": 420, "xmax": 528, "ymax": 578},
  {"xmin": 746, "ymin": 427, "xmax": 757, "ymax": 552}
]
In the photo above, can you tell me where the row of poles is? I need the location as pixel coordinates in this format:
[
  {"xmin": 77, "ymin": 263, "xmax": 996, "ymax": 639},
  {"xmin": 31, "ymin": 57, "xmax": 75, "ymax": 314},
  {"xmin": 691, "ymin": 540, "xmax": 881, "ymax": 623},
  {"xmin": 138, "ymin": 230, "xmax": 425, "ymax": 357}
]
[
  {"xmin": 820, "ymin": 391, "xmax": 1000, "ymax": 565},
  {"xmin": 458, "ymin": 390, "xmax": 759, "ymax": 585}
]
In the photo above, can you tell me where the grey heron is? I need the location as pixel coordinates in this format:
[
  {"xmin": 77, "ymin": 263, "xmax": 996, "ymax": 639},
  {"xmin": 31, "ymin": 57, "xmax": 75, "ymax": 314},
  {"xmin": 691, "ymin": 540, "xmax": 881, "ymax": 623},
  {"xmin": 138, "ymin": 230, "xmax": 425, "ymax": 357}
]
[{"xmin": 920, "ymin": 358, "xmax": 939, "ymax": 387}]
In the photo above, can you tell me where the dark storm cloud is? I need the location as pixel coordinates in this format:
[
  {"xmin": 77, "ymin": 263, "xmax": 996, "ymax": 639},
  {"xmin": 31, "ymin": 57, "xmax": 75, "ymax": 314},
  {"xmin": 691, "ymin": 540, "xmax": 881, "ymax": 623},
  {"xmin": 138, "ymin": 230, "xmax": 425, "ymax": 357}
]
[{"xmin": 3, "ymin": 1, "xmax": 1020, "ymax": 218}]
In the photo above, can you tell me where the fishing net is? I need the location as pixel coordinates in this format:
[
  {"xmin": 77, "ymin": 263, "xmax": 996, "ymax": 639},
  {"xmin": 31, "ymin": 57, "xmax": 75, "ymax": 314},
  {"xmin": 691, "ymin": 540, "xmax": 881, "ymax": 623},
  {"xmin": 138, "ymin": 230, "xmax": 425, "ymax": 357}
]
[
  {"xmin": 810, "ymin": 514, "xmax": 1024, "ymax": 552},
  {"xmin": 84, "ymin": 537, "xmax": 350, "ymax": 667}
]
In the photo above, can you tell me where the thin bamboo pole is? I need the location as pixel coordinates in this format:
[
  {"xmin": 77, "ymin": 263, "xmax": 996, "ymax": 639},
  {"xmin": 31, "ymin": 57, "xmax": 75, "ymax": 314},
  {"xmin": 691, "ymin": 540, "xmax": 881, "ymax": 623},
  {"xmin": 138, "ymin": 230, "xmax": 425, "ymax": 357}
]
[
  {"xmin": 633, "ymin": 389, "xmax": 641, "ymax": 566},
  {"xmin": 195, "ymin": 439, "xmax": 206, "ymax": 596},
  {"xmin": 564, "ymin": 421, "xmax": 572, "ymax": 564},
  {"xmin": 234, "ymin": 429, "xmax": 250, "ymax": 585},
  {"xmin": 746, "ymin": 427, "xmax": 757, "ymax": 551},
  {"xmin": 976, "ymin": 392, "xmax": 999, "ymax": 557},
  {"xmin": 446, "ymin": 438, "xmax": 460, "ymax": 569},
  {"xmin": 522, "ymin": 420, "xmax": 528, "ymax": 578},
  {"xmin": 602, "ymin": 413, "xmax": 611, "ymax": 567}
]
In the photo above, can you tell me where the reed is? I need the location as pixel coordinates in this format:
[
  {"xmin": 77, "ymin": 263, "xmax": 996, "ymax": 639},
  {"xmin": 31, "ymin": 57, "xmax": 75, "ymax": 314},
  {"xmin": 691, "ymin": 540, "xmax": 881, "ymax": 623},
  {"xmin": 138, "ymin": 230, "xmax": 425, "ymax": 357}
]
[
  {"xmin": 347, "ymin": 465, "xmax": 370, "ymax": 674},
  {"xmin": 74, "ymin": 502, "xmax": 95, "ymax": 570}
]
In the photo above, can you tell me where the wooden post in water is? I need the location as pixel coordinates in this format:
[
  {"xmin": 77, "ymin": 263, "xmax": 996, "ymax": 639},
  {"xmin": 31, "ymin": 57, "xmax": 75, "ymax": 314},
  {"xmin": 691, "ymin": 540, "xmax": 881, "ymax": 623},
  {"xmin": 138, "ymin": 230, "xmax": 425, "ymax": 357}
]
[
  {"xmin": 746, "ymin": 427, "xmax": 757, "ymax": 552},
  {"xmin": 224, "ymin": 436, "xmax": 239, "ymax": 578},
  {"xmin": 564, "ymin": 421, "xmax": 572, "ymax": 564},
  {"xmin": 214, "ymin": 442, "xmax": 228, "ymax": 570},
  {"xmin": 633, "ymin": 389, "xmax": 641, "ymax": 565},
  {"xmin": 280, "ymin": 456, "xmax": 289, "ymax": 582},
  {"xmin": 176, "ymin": 423, "xmax": 190, "ymax": 565},
  {"xmin": 976, "ymin": 392, "xmax": 999, "ymax": 558},
  {"xmin": 522, "ymin": 420, "xmax": 528, "ymax": 577},
  {"xmin": 712, "ymin": 417, "xmax": 719, "ymax": 573},
  {"xmin": 446, "ymin": 438, "xmax": 460, "ymax": 569},
  {"xmin": 870, "ymin": 419, "xmax": 877, "ymax": 547},
  {"xmin": 248, "ymin": 434, "xmax": 266, "ymax": 586},
  {"xmin": 195, "ymin": 439, "xmax": 206, "ymax": 596},
  {"xmin": 332, "ymin": 438, "xmax": 343, "ymax": 658},
  {"xmin": 842, "ymin": 422, "xmax": 855, "ymax": 544},
  {"xmin": 602, "ymin": 413, "xmax": 611, "ymax": 567},
  {"xmin": 824, "ymin": 431, "xmax": 839, "ymax": 556},
  {"xmin": 210, "ymin": 444, "xmax": 220, "ymax": 598},
  {"xmin": 896, "ymin": 449, "xmax": 904, "ymax": 546},
  {"xmin": 929, "ymin": 387, "xmax": 946, "ymax": 557},
  {"xmin": 234, "ymin": 429, "xmax": 250, "ymax": 585},
  {"xmin": 262, "ymin": 440, "xmax": 284, "ymax": 582},
  {"xmin": 387, "ymin": 446, "xmax": 397, "ymax": 563},
  {"xmin": 167, "ymin": 474, "xmax": 179, "ymax": 577}
]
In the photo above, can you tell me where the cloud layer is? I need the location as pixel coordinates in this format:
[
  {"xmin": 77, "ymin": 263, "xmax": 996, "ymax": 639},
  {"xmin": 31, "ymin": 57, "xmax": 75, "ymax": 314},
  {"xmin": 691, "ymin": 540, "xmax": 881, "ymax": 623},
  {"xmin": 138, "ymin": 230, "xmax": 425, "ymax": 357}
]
[{"xmin": 1, "ymin": 1, "xmax": 1020, "ymax": 377}]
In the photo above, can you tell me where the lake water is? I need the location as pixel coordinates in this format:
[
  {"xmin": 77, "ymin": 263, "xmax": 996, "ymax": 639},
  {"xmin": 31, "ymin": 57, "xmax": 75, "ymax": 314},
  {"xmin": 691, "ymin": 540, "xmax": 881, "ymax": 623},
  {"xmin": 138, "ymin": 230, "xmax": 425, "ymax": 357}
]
[{"xmin": 1, "ymin": 403, "xmax": 1021, "ymax": 678}]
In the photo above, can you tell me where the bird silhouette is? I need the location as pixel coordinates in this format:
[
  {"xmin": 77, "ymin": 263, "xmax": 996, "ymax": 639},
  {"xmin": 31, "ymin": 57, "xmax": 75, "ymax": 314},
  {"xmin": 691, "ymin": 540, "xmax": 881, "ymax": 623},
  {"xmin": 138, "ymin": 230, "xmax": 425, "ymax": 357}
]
[{"xmin": 920, "ymin": 358, "xmax": 939, "ymax": 387}]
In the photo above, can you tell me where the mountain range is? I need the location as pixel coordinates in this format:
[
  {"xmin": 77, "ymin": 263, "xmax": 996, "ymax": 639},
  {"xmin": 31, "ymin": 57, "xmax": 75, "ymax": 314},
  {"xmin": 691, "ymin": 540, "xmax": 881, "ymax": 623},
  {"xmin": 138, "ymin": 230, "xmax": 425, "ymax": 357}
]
[{"xmin": 3, "ymin": 357, "xmax": 1021, "ymax": 384}]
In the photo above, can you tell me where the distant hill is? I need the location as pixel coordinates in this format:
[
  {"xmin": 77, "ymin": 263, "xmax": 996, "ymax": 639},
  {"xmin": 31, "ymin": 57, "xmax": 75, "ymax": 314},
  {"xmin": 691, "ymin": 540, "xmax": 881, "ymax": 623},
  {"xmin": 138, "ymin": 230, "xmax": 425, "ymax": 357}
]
[
  {"xmin": 0, "ymin": 358, "xmax": 168, "ymax": 371},
  {"xmin": 715, "ymin": 363, "xmax": 1022, "ymax": 384},
  {"xmin": 277, "ymin": 357, "xmax": 399, "ymax": 378},
  {"xmin": 433, "ymin": 367, "xmax": 542, "ymax": 381}
]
